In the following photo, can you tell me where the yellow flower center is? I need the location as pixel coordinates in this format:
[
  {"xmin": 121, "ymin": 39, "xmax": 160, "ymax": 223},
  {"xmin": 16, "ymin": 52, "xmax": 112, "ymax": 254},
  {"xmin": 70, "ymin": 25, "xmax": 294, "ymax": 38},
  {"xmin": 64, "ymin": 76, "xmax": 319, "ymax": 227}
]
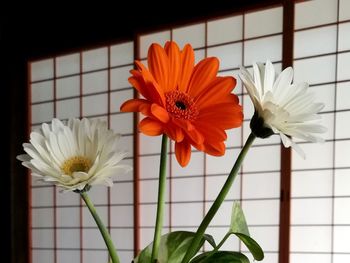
[
  {"xmin": 61, "ymin": 156, "xmax": 92, "ymax": 176},
  {"xmin": 165, "ymin": 90, "xmax": 199, "ymax": 120}
]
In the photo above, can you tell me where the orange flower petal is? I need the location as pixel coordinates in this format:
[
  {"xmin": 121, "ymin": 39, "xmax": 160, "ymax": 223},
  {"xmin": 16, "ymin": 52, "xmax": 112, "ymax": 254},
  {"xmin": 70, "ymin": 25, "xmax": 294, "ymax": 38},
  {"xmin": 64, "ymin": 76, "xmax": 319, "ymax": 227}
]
[
  {"xmin": 194, "ymin": 121, "xmax": 227, "ymax": 141},
  {"xmin": 195, "ymin": 77, "xmax": 236, "ymax": 107},
  {"xmin": 203, "ymin": 141, "xmax": 225, "ymax": 156},
  {"xmin": 198, "ymin": 103, "xmax": 243, "ymax": 129},
  {"xmin": 139, "ymin": 117, "xmax": 163, "ymax": 136},
  {"xmin": 151, "ymin": 103, "xmax": 170, "ymax": 123},
  {"xmin": 135, "ymin": 61, "xmax": 166, "ymax": 105},
  {"xmin": 178, "ymin": 44, "xmax": 195, "ymax": 92},
  {"xmin": 165, "ymin": 122, "xmax": 185, "ymax": 142},
  {"xmin": 148, "ymin": 43, "xmax": 169, "ymax": 93},
  {"xmin": 187, "ymin": 57, "xmax": 219, "ymax": 97},
  {"xmin": 164, "ymin": 42, "xmax": 181, "ymax": 91},
  {"xmin": 175, "ymin": 140, "xmax": 191, "ymax": 167},
  {"xmin": 121, "ymin": 99, "xmax": 152, "ymax": 116}
]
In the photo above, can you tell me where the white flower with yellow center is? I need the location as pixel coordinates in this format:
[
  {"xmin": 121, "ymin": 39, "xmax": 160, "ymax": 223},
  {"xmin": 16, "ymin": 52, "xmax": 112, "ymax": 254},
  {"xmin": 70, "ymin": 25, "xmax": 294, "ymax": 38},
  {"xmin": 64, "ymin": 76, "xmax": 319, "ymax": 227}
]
[
  {"xmin": 17, "ymin": 118, "xmax": 132, "ymax": 191},
  {"xmin": 239, "ymin": 60, "xmax": 327, "ymax": 158}
]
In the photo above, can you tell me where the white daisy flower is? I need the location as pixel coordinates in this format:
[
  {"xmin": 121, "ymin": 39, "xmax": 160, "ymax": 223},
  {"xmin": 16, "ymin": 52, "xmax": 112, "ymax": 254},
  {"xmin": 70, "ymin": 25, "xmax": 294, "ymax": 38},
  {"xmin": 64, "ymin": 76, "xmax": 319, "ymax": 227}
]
[
  {"xmin": 239, "ymin": 60, "xmax": 327, "ymax": 158},
  {"xmin": 17, "ymin": 118, "xmax": 132, "ymax": 191}
]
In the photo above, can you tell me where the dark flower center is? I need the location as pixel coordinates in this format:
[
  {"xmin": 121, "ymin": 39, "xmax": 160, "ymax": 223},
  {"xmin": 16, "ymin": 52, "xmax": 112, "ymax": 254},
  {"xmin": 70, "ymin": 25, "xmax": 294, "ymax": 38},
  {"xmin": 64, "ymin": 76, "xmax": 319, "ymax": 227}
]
[
  {"xmin": 175, "ymin": 101, "xmax": 187, "ymax": 110},
  {"xmin": 165, "ymin": 90, "xmax": 199, "ymax": 120}
]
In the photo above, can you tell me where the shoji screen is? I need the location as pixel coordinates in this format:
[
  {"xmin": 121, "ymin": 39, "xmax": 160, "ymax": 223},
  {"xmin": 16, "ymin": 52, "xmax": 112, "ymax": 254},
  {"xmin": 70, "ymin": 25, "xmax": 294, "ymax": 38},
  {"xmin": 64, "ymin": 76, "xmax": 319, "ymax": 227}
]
[
  {"xmin": 29, "ymin": 42, "xmax": 135, "ymax": 263},
  {"xmin": 291, "ymin": 0, "xmax": 350, "ymax": 262},
  {"xmin": 137, "ymin": 6, "xmax": 283, "ymax": 263}
]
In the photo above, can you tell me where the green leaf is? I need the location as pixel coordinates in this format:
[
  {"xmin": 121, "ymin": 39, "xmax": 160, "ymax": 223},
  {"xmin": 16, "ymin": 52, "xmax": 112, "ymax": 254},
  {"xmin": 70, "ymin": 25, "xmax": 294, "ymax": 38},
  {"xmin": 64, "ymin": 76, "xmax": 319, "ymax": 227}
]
[
  {"xmin": 228, "ymin": 202, "xmax": 264, "ymax": 261},
  {"xmin": 190, "ymin": 251, "xmax": 250, "ymax": 263},
  {"xmin": 133, "ymin": 231, "xmax": 215, "ymax": 263}
]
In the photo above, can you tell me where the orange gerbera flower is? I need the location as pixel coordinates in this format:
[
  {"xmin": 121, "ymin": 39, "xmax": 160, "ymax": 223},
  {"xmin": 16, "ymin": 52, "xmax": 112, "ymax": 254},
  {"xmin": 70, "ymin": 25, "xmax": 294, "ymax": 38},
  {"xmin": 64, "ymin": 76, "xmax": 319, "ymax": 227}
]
[{"xmin": 121, "ymin": 41, "xmax": 243, "ymax": 167}]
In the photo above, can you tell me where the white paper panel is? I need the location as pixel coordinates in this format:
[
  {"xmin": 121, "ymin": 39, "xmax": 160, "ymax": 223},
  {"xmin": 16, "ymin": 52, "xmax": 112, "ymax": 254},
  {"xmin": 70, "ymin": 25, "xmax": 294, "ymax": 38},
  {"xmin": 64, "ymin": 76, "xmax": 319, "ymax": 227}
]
[
  {"xmin": 333, "ymin": 226, "xmax": 350, "ymax": 252},
  {"xmin": 57, "ymin": 251, "xmax": 80, "ymax": 263},
  {"xmin": 172, "ymin": 203, "xmax": 203, "ymax": 226},
  {"xmin": 194, "ymin": 49, "xmax": 205, "ymax": 64},
  {"xmin": 110, "ymin": 89, "xmax": 133, "ymax": 113},
  {"xmin": 56, "ymin": 98, "xmax": 80, "ymax": 119},
  {"xmin": 111, "ymin": 228, "xmax": 134, "ymax": 249},
  {"xmin": 334, "ymin": 197, "xmax": 350, "ymax": 224},
  {"xmin": 334, "ymin": 254, "xmax": 350, "ymax": 263},
  {"xmin": 82, "ymin": 47, "xmax": 108, "ymax": 71},
  {"xmin": 56, "ymin": 207, "xmax": 79, "ymax": 227},
  {"xmin": 57, "ymin": 229, "xmax": 80, "ymax": 248},
  {"xmin": 335, "ymin": 140, "xmax": 350, "ymax": 167},
  {"xmin": 82, "ymin": 71, "xmax": 108, "ymax": 94},
  {"xmin": 335, "ymin": 169, "xmax": 350, "ymax": 196},
  {"xmin": 292, "ymin": 170, "xmax": 333, "ymax": 197},
  {"xmin": 110, "ymin": 181, "xmax": 133, "ymax": 204},
  {"xmin": 336, "ymin": 111, "xmax": 350, "ymax": 139},
  {"xmin": 226, "ymin": 123, "xmax": 242, "ymax": 148},
  {"xmin": 32, "ymin": 208, "xmax": 54, "ymax": 227},
  {"xmin": 56, "ymin": 53, "xmax": 80, "ymax": 77},
  {"xmin": 31, "ymin": 81, "xmax": 53, "ymax": 103},
  {"xmin": 55, "ymin": 189, "xmax": 80, "ymax": 206},
  {"xmin": 206, "ymin": 174, "xmax": 241, "ymax": 201},
  {"xmin": 245, "ymin": 7, "xmax": 282, "ymax": 38},
  {"xmin": 83, "ymin": 206, "xmax": 108, "ymax": 227},
  {"xmin": 295, "ymin": 0, "xmax": 338, "ymax": 29},
  {"xmin": 32, "ymin": 102, "xmax": 53, "ymax": 124},
  {"xmin": 245, "ymin": 226, "xmax": 279, "ymax": 251},
  {"xmin": 172, "ymin": 177, "xmax": 203, "ymax": 202},
  {"xmin": 110, "ymin": 41, "xmax": 133, "ymax": 67},
  {"xmin": 294, "ymin": 55, "xmax": 336, "ymax": 85},
  {"xmin": 32, "ymin": 187, "xmax": 53, "ymax": 206},
  {"xmin": 242, "ymin": 172, "xmax": 280, "ymax": 199},
  {"xmin": 337, "ymin": 52, "xmax": 350, "ymax": 81},
  {"xmin": 83, "ymin": 251, "xmax": 108, "ymax": 263},
  {"xmin": 33, "ymin": 250, "xmax": 54, "ymax": 263},
  {"xmin": 207, "ymin": 42, "xmax": 242, "ymax": 70},
  {"xmin": 139, "ymin": 155, "xmax": 170, "ymax": 179},
  {"xmin": 82, "ymin": 94, "xmax": 108, "ymax": 116},
  {"xmin": 172, "ymin": 151, "xmax": 204, "ymax": 177},
  {"xmin": 84, "ymin": 185, "xmax": 108, "ymax": 204},
  {"xmin": 110, "ymin": 205, "xmax": 134, "ymax": 227},
  {"xmin": 118, "ymin": 251, "xmax": 134, "ymax": 263},
  {"xmin": 110, "ymin": 66, "xmax": 133, "ymax": 90},
  {"xmin": 173, "ymin": 23, "xmax": 205, "ymax": 49},
  {"xmin": 242, "ymin": 200, "xmax": 279, "ymax": 225},
  {"xmin": 243, "ymin": 94, "xmax": 254, "ymax": 120},
  {"xmin": 309, "ymin": 84, "xmax": 335, "ymax": 112},
  {"xmin": 339, "ymin": 0, "xmax": 350, "ymax": 21},
  {"xmin": 110, "ymin": 113, "xmax": 133, "ymax": 135},
  {"xmin": 83, "ymin": 229, "xmax": 106, "ymax": 249},
  {"xmin": 290, "ymin": 226, "xmax": 332, "ymax": 252},
  {"xmin": 140, "ymin": 203, "xmax": 169, "ymax": 226},
  {"xmin": 119, "ymin": 135, "xmax": 133, "ymax": 156},
  {"xmin": 243, "ymin": 145, "xmax": 280, "ymax": 173},
  {"xmin": 139, "ymin": 134, "xmax": 164, "ymax": 155},
  {"xmin": 290, "ymin": 253, "xmax": 331, "ymax": 263},
  {"xmin": 140, "ymin": 179, "xmax": 170, "ymax": 203},
  {"xmin": 139, "ymin": 31, "xmax": 171, "ymax": 59},
  {"xmin": 244, "ymin": 35, "xmax": 282, "ymax": 66},
  {"xmin": 207, "ymin": 15, "xmax": 243, "ymax": 45},
  {"xmin": 32, "ymin": 229, "xmax": 54, "ymax": 248},
  {"xmin": 206, "ymin": 149, "xmax": 239, "ymax": 175},
  {"xmin": 31, "ymin": 59, "xmax": 54, "ymax": 81},
  {"xmin": 293, "ymin": 142, "xmax": 333, "ymax": 170},
  {"xmin": 336, "ymin": 81, "xmax": 350, "ymax": 110},
  {"xmin": 294, "ymin": 25, "xmax": 337, "ymax": 58},
  {"xmin": 291, "ymin": 198, "xmax": 332, "ymax": 224},
  {"xmin": 338, "ymin": 22, "xmax": 350, "ymax": 51},
  {"xmin": 56, "ymin": 76, "xmax": 80, "ymax": 99}
]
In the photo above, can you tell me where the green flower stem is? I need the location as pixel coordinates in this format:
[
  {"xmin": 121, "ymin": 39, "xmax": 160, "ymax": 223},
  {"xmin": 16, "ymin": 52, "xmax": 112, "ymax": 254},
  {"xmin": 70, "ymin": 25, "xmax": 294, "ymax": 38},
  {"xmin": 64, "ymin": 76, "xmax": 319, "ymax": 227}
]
[
  {"xmin": 80, "ymin": 191, "xmax": 120, "ymax": 263},
  {"xmin": 182, "ymin": 133, "xmax": 256, "ymax": 263},
  {"xmin": 151, "ymin": 135, "xmax": 168, "ymax": 263}
]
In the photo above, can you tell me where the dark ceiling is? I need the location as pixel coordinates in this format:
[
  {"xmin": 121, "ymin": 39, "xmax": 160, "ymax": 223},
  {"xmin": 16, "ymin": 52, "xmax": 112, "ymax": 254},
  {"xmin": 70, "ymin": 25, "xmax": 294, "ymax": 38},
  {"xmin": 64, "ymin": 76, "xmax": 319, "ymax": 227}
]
[{"xmin": 1, "ymin": 0, "xmax": 281, "ymax": 60}]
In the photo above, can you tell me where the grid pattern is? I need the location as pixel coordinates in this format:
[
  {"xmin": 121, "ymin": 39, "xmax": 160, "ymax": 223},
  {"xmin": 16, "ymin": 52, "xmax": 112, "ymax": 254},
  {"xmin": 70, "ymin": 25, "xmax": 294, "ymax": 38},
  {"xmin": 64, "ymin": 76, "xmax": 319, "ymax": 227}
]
[
  {"xmin": 137, "ymin": 6, "xmax": 283, "ymax": 263},
  {"xmin": 30, "ymin": 42, "xmax": 135, "ymax": 263},
  {"xmin": 290, "ymin": 0, "xmax": 350, "ymax": 263}
]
